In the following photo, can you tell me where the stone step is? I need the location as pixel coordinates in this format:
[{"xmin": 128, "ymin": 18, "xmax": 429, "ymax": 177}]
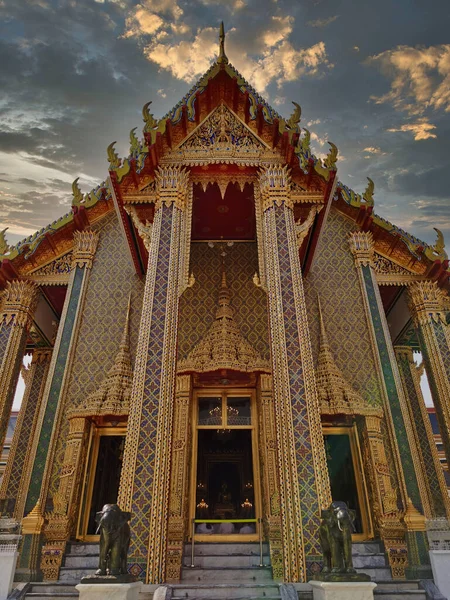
[
  {"xmin": 355, "ymin": 566, "xmax": 392, "ymax": 581},
  {"xmin": 58, "ymin": 567, "xmax": 96, "ymax": 582},
  {"xmin": 352, "ymin": 553, "xmax": 388, "ymax": 568},
  {"xmin": 25, "ymin": 582, "xmax": 79, "ymax": 599},
  {"xmin": 373, "ymin": 592, "xmax": 426, "ymax": 600},
  {"xmin": 184, "ymin": 543, "xmax": 270, "ymax": 556},
  {"xmin": 181, "ymin": 566, "xmax": 274, "ymax": 583},
  {"xmin": 66, "ymin": 542, "xmax": 99, "ymax": 555},
  {"xmin": 183, "ymin": 554, "xmax": 271, "ymax": 568},
  {"xmin": 376, "ymin": 581, "xmax": 420, "ymax": 591},
  {"xmin": 352, "ymin": 541, "xmax": 384, "ymax": 554},
  {"xmin": 169, "ymin": 583, "xmax": 281, "ymax": 599},
  {"xmin": 64, "ymin": 554, "xmax": 99, "ymax": 568}
]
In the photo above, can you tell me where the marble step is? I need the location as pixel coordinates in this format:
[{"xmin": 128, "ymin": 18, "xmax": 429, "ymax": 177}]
[
  {"xmin": 58, "ymin": 566, "xmax": 96, "ymax": 582},
  {"xmin": 181, "ymin": 566, "xmax": 274, "ymax": 583},
  {"xmin": 355, "ymin": 566, "xmax": 392, "ymax": 581},
  {"xmin": 24, "ymin": 582, "xmax": 79, "ymax": 599},
  {"xmin": 373, "ymin": 592, "xmax": 426, "ymax": 600},
  {"xmin": 353, "ymin": 541, "xmax": 384, "ymax": 554},
  {"xmin": 65, "ymin": 542, "xmax": 99, "ymax": 555},
  {"xmin": 352, "ymin": 553, "xmax": 388, "ymax": 568},
  {"xmin": 183, "ymin": 554, "xmax": 271, "ymax": 568},
  {"xmin": 183, "ymin": 543, "xmax": 270, "ymax": 556},
  {"xmin": 169, "ymin": 583, "xmax": 281, "ymax": 599},
  {"xmin": 375, "ymin": 581, "xmax": 420, "ymax": 591}
]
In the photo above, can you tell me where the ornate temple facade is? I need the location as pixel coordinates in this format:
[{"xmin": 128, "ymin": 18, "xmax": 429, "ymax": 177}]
[{"xmin": 1, "ymin": 27, "xmax": 450, "ymax": 587}]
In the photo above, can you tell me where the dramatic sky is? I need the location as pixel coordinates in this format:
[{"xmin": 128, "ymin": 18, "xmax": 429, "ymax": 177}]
[{"xmin": 1, "ymin": 0, "xmax": 450, "ymax": 248}]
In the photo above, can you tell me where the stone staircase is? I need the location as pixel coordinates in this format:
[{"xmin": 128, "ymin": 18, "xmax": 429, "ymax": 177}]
[{"xmin": 18, "ymin": 540, "xmax": 432, "ymax": 600}]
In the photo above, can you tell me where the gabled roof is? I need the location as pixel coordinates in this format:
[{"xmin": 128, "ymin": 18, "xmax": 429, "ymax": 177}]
[{"xmin": 0, "ymin": 24, "xmax": 448, "ymax": 290}]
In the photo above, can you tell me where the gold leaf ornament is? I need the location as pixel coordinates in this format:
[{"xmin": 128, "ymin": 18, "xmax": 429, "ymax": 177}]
[
  {"xmin": 286, "ymin": 101, "xmax": 301, "ymax": 130},
  {"xmin": 142, "ymin": 101, "xmax": 158, "ymax": 133},
  {"xmin": 363, "ymin": 177, "xmax": 375, "ymax": 206},
  {"xmin": 323, "ymin": 141, "xmax": 338, "ymax": 169},
  {"xmin": 107, "ymin": 141, "xmax": 121, "ymax": 169},
  {"xmin": 71, "ymin": 178, "xmax": 84, "ymax": 207},
  {"xmin": 0, "ymin": 227, "xmax": 10, "ymax": 255}
]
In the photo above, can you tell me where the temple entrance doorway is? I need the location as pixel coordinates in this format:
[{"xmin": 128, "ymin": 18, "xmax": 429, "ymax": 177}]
[
  {"xmin": 323, "ymin": 425, "xmax": 373, "ymax": 541},
  {"xmin": 77, "ymin": 425, "xmax": 126, "ymax": 541},
  {"xmin": 190, "ymin": 390, "xmax": 261, "ymax": 542}
]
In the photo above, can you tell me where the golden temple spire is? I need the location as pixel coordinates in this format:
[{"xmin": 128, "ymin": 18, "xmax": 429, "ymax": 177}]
[
  {"xmin": 178, "ymin": 270, "xmax": 270, "ymax": 374},
  {"xmin": 316, "ymin": 296, "xmax": 367, "ymax": 414},
  {"xmin": 70, "ymin": 296, "xmax": 133, "ymax": 417},
  {"xmin": 218, "ymin": 21, "xmax": 229, "ymax": 65}
]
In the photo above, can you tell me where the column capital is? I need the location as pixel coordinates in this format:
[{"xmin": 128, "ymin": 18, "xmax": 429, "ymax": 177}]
[
  {"xmin": 155, "ymin": 166, "xmax": 190, "ymax": 211},
  {"xmin": 31, "ymin": 348, "xmax": 53, "ymax": 365},
  {"xmin": 258, "ymin": 165, "xmax": 293, "ymax": 212},
  {"xmin": 348, "ymin": 231, "xmax": 375, "ymax": 267},
  {"xmin": 1, "ymin": 280, "xmax": 38, "ymax": 329},
  {"xmin": 407, "ymin": 281, "xmax": 446, "ymax": 326},
  {"xmin": 72, "ymin": 230, "xmax": 99, "ymax": 269}
]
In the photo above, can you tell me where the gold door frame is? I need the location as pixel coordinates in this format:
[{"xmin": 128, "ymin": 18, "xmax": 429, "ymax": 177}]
[
  {"xmin": 190, "ymin": 388, "xmax": 262, "ymax": 542},
  {"xmin": 323, "ymin": 424, "xmax": 373, "ymax": 541},
  {"xmin": 77, "ymin": 424, "xmax": 127, "ymax": 541}
]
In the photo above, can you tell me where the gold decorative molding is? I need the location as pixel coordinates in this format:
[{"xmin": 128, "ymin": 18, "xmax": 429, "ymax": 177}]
[
  {"xmin": 403, "ymin": 497, "xmax": 426, "ymax": 531},
  {"xmin": 1, "ymin": 280, "xmax": 38, "ymax": 329},
  {"xmin": 72, "ymin": 230, "xmax": 99, "ymax": 269},
  {"xmin": 178, "ymin": 270, "xmax": 270, "ymax": 374},
  {"xmin": 259, "ymin": 165, "xmax": 293, "ymax": 212},
  {"xmin": 21, "ymin": 500, "xmax": 44, "ymax": 535},
  {"xmin": 373, "ymin": 253, "xmax": 414, "ymax": 276},
  {"xmin": 162, "ymin": 103, "xmax": 279, "ymax": 167},
  {"xmin": 155, "ymin": 166, "xmax": 190, "ymax": 211},
  {"xmin": 191, "ymin": 173, "xmax": 254, "ymax": 200},
  {"xmin": 408, "ymin": 281, "xmax": 447, "ymax": 326},
  {"xmin": 348, "ymin": 231, "xmax": 375, "ymax": 267}
]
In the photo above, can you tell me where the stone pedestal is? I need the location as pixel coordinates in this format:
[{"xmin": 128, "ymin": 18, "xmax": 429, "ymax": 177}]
[
  {"xmin": 0, "ymin": 547, "xmax": 19, "ymax": 600},
  {"xmin": 430, "ymin": 550, "xmax": 450, "ymax": 599},
  {"xmin": 76, "ymin": 582, "xmax": 143, "ymax": 600},
  {"xmin": 309, "ymin": 581, "xmax": 377, "ymax": 600}
]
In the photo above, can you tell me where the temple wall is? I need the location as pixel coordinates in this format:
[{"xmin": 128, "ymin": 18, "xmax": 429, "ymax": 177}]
[
  {"xmin": 178, "ymin": 242, "xmax": 270, "ymax": 362},
  {"xmin": 48, "ymin": 212, "xmax": 144, "ymax": 498},
  {"xmin": 304, "ymin": 207, "xmax": 383, "ymax": 407}
]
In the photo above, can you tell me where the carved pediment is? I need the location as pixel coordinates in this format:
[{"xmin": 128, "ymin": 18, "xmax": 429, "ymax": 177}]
[{"xmin": 161, "ymin": 103, "xmax": 280, "ymax": 166}]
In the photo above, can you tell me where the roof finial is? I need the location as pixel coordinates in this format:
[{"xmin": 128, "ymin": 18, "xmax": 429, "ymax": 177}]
[{"xmin": 218, "ymin": 21, "xmax": 228, "ymax": 65}]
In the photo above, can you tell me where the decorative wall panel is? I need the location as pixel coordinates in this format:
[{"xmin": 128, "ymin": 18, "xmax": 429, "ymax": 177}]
[
  {"xmin": 48, "ymin": 213, "xmax": 144, "ymax": 500},
  {"xmin": 178, "ymin": 242, "xmax": 269, "ymax": 362},
  {"xmin": 303, "ymin": 208, "xmax": 382, "ymax": 407}
]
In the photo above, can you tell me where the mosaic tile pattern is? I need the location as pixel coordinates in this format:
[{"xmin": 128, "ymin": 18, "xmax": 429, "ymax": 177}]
[
  {"xmin": 361, "ymin": 265, "xmax": 423, "ymax": 512},
  {"xmin": 25, "ymin": 268, "xmax": 84, "ymax": 515},
  {"xmin": 274, "ymin": 207, "xmax": 322, "ymax": 561},
  {"xmin": 434, "ymin": 321, "xmax": 450, "ymax": 381},
  {"xmin": 303, "ymin": 209, "xmax": 383, "ymax": 407},
  {"xmin": 128, "ymin": 207, "xmax": 173, "ymax": 575},
  {"xmin": 3, "ymin": 360, "xmax": 49, "ymax": 515},
  {"xmin": 49, "ymin": 214, "xmax": 144, "ymax": 498},
  {"xmin": 396, "ymin": 352, "xmax": 447, "ymax": 517},
  {"xmin": 178, "ymin": 242, "xmax": 269, "ymax": 361}
]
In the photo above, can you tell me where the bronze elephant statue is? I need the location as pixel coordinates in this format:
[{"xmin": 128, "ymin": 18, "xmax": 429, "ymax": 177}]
[
  {"xmin": 95, "ymin": 504, "xmax": 131, "ymax": 576},
  {"xmin": 319, "ymin": 501, "xmax": 356, "ymax": 574}
]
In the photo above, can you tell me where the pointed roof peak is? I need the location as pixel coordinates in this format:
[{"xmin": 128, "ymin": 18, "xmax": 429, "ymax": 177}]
[{"xmin": 218, "ymin": 21, "xmax": 229, "ymax": 65}]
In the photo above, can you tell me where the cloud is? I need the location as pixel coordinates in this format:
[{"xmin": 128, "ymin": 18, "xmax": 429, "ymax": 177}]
[
  {"xmin": 261, "ymin": 15, "xmax": 293, "ymax": 48},
  {"xmin": 145, "ymin": 27, "xmax": 218, "ymax": 82},
  {"xmin": 368, "ymin": 44, "xmax": 450, "ymax": 116},
  {"xmin": 387, "ymin": 121, "xmax": 437, "ymax": 140},
  {"xmin": 122, "ymin": 8, "xmax": 164, "ymax": 38},
  {"xmin": 307, "ymin": 15, "xmax": 339, "ymax": 28}
]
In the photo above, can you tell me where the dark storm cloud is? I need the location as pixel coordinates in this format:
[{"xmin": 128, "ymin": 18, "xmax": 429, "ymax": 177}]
[{"xmin": 1, "ymin": 0, "xmax": 450, "ymax": 246}]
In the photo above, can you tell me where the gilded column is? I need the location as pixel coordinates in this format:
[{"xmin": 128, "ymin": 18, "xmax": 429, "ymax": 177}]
[
  {"xmin": 258, "ymin": 166, "xmax": 331, "ymax": 581},
  {"xmin": 395, "ymin": 345, "xmax": 450, "ymax": 519},
  {"xmin": 0, "ymin": 348, "xmax": 52, "ymax": 520},
  {"xmin": 166, "ymin": 374, "xmax": 192, "ymax": 583},
  {"xmin": 349, "ymin": 232, "xmax": 431, "ymax": 578},
  {"xmin": 0, "ymin": 280, "xmax": 38, "ymax": 452},
  {"xmin": 407, "ymin": 281, "xmax": 450, "ymax": 470},
  {"xmin": 17, "ymin": 230, "xmax": 99, "ymax": 582},
  {"xmin": 258, "ymin": 374, "xmax": 283, "ymax": 579},
  {"xmin": 118, "ymin": 166, "xmax": 190, "ymax": 583}
]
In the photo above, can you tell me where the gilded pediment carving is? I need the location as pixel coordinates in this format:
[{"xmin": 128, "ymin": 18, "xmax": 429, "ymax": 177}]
[{"xmin": 161, "ymin": 103, "xmax": 280, "ymax": 166}]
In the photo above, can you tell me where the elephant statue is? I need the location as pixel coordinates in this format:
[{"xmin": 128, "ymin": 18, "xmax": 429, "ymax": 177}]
[
  {"xmin": 319, "ymin": 501, "xmax": 356, "ymax": 574},
  {"xmin": 95, "ymin": 504, "xmax": 131, "ymax": 577}
]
